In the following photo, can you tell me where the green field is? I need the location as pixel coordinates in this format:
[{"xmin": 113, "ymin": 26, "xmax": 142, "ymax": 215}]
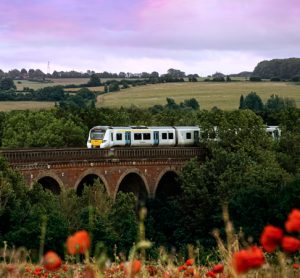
[
  {"xmin": 14, "ymin": 78, "xmax": 90, "ymax": 90},
  {"xmin": 6, "ymin": 80, "xmax": 300, "ymax": 111},
  {"xmin": 0, "ymin": 101, "xmax": 55, "ymax": 111},
  {"xmin": 98, "ymin": 81, "xmax": 300, "ymax": 110}
]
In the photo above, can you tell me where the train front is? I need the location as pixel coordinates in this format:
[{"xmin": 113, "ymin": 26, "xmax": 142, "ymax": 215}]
[{"xmin": 87, "ymin": 127, "xmax": 106, "ymax": 148}]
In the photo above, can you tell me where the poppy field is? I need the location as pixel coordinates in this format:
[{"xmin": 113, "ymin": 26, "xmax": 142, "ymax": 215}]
[{"xmin": 1, "ymin": 207, "xmax": 300, "ymax": 278}]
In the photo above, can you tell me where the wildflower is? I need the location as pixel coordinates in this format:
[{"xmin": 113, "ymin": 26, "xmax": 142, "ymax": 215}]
[
  {"xmin": 33, "ymin": 267, "xmax": 43, "ymax": 276},
  {"xmin": 285, "ymin": 209, "xmax": 300, "ymax": 233},
  {"xmin": 212, "ymin": 263, "xmax": 224, "ymax": 273},
  {"xmin": 43, "ymin": 251, "xmax": 62, "ymax": 271},
  {"xmin": 260, "ymin": 225, "xmax": 283, "ymax": 252},
  {"xmin": 66, "ymin": 230, "xmax": 91, "ymax": 255},
  {"xmin": 281, "ymin": 236, "xmax": 300, "ymax": 253},
  {"xmin": 185, "ymin": 258, "xmax": 195, "ymax": 266},
  {"xmin": 293, "ymin": 263, "xmax": 300, "ymax": 269},
  {"xmin": 178, "ymin": 265, "xmax": 187, "ymax": 272},
  {"xmin": 232, "ymin": 246, "xmax": 265, "ymax": 274},
  {"xmin": 131, "ymin": 259, "xmax": 142, "ymax": 274},
  {"xmin": 206, "ymin": 271, "xmax": 216, "ymax": 278}
]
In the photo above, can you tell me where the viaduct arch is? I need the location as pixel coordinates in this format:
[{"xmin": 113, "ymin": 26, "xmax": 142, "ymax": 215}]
[{"xmin": 1, "ymin": 147, "xmax": 205, "ymax": 199}]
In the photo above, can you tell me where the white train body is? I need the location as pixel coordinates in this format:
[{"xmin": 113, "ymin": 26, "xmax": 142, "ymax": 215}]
[
  {"xmin": 86, "ymin": 125, "xmax": 281, "ymax": 149},
  {"xmin": 87, "ymin": 126, "xmax": 200, "ymax": 149}
]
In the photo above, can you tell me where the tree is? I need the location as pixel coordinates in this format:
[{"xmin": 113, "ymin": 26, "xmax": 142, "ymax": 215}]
[
  {"xmin": 2, "ymin": 111, "xmax": 86, "ymax": 148},
  {"xmin": 242, "ymin": 92, "xmax": 264, "ymax": 112},
  {"xmin": 0, "ymin": 78, "xmax": 16, "ymax": 90},
  {"xmin": 239, "ymin": 95, "xmax": 245, "ymax": 109},
  {"xmin": 265, "ymin": 94, "xmax": 296, "ymax": 111},
  {"xmin": 182, "ymin": 98, "xmax": 200, "ymax": 110},
  {"xmin": 87, "ymin": 74, "xmax": 101, "ymax": 86}
]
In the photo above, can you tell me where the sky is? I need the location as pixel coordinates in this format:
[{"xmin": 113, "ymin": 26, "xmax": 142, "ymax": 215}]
[{"xmin": 0, "ymin": 0, "xmax": 299, "ymax": 76}]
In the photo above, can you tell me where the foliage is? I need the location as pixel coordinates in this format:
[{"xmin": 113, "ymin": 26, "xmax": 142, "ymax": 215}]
[
  {"xmin": 2, "ymin": 110, "xmax": 86, "ymax": 147},
  {"xmin": 87, "ymin": 74, "xmax": 101, "ymax": 86},
  {"xmin": 0, "ymin": 78, "xmax": 16, "ymax": 90},
  {"xmin": 253, "ymin": 58, "xmax": 300, "ymax": 79}
]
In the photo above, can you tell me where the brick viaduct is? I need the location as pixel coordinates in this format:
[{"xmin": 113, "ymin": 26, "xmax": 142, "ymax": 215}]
[{"xmin": 1, "ymin": 147, "xmax": 205, "ymax": 199}]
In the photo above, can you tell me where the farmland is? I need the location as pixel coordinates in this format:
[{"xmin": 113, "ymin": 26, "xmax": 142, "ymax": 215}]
[
  {"xmin": 98, "ymin": 81, "xmax": 300, "ymax": 110},
  {"xmin": 4, "ymin": 79, "xmax": 300, "ymax": 111}
]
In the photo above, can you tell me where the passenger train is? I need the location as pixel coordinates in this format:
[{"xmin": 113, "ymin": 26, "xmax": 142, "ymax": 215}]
[
  {"xmin": 87, "ymin": 126, "xmax": 200, "ymax": 149},
  {"xmin": 87, "ymin": 125, "xmax": 281, "ymax": 149}
]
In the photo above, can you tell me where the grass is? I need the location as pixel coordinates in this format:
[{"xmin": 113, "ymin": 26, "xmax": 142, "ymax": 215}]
[
  {"xmin": 0, "ymin": 101, "xmax": 55, "ymax": 111},
  {"xmin": 97, "ymin": 81, "xmax": 300, "ymax": 110}
]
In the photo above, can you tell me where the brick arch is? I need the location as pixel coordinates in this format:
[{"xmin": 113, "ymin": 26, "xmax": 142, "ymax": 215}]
[
  {"xmin": 114, "ymin": 169, "xmax": 150, "ymax": 200},
  {"xmin": 153, "ymin": 168, "xmax": 180, "ymax": 198},
  {"xmin": 74, "ymin": 169, "xmax": 110, "ymax": 196},
  {"xmin": 34, "ymin": 171, "xmax": 64, "ymax": 193}
]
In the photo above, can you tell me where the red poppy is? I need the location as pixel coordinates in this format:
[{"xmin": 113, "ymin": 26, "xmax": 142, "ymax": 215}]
[
  {"xmin": 293, "ymin": 263, "xmax": 300, "ymax": 269},
  {"xmin": 43, "ymin": 251, "xmax": 62, "ymax": 271},
  {"xmin": 281, "ymin": 236, "xmax": 300, "ymax": 253},
  {"xmin": 33, "ymin": 267, "xmax": 43, "ymax": 276},
  {"xmin": 260, "ymin": 225, "xmax": 283, "ymax": 252},
  {"xmin": 232, "ymin": 246, "xmax": 265, "ymax": 274},
  {"xmin": 285, "ymin": 209, "xmax": 300, "ymax": 233},
  {"xmin": 206, "ymin": 271, "xmax": 216, "ymax": 278},
  {"xmin": 185, "ymin": 258, "xmax": 195, "ymax": 266},
  {"xmin": 66, "ymin": 230, "xmax": 91, "ymax": 255},
  {"xmin": 131, "ymin": 259, "xmax": 142, "ymax": 274},
  {"xmin": 212, "ymin": 263, "xmax": 224, "ymax": 273},
  {"xmin": 178, "ymin": 265, "xmax": 187, "ymax": 272}
]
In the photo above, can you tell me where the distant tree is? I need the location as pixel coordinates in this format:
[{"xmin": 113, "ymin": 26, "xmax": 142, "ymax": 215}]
[
  {"xmin": 109, "ymin": 82, "xmax": 120, "ymax": 92},
  {"xmin": 165, "ymin": 97, "xmax": 179, "ymax": 110},
  {"xmin": 20, "ymin": 68, "xmax": 28, "ymax": 77},
  {"xmin": 0, "ymin": 78, "xmax": 16, "ymax": 90},
  {"xmin": 182, "ymin": 98, "xmax": 200, "ymax": 110},
  {"xmin": 28, "ymin": 69, "xmax": 35, "ymax": 79},
  {"xmin": 265, "ymin": 94, "xmax": 296, "ymax": 111},
  {"xmin": 150, "ymin": 71, "xmax": 159, "ymax": 78},
  {"xmin": 87, "ymin": 74, "xmax": 101, "ymax": 86},
  {"xmin": 0, "ymin": 69, "xmax": 5, "ymax": 78},
  {"xmin": 167, "ymin": 68, "xmax": 186, "ymax": 78},
  {"xmin": 226, "ymin": 75, "xmax": 232, "ymax": 82},
  {"xmin": 242, "ymin": 92, "xmax": 264, "ymax": 112},
  {"xmin": 7, "ymin": 69, "xmax": 21, "ymax": 79},
  {"xmin": 141, "ymin": 72, "xmax": 150, "ymax": 78},
  {"xmin": 52, "ymin": 71, "xmax": 60, "ymax": 78},
  {"xmin": 239, "ymin": 95, "xmax": 245, "ymax": 109},
  {"xmin": 118, "ymin": 72, "xmax": 126, "ymax": 78}
]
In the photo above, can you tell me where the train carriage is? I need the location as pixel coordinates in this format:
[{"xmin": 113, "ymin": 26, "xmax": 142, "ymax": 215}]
[{"xmin": 87, "ymin": 126, "xmax": 201, "ymax": 149}]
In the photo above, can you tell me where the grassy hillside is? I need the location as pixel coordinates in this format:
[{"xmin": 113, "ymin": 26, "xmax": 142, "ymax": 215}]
[{"xmin": 97, "ymin": 81, "xmax": 300, "ymax": 110}]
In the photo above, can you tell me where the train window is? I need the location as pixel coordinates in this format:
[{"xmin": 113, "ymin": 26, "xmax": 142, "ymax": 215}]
[
  {"xmin": 168, "ymin": 133, "xmax": 174, "ymax": 139},
  {"xmin": 116, "ymin": 133, "xmax": 122, "ymax": 140},
  {"xmin": 134, "ymin": 133, "xmax": 142, "ymax": 140},
  {"xmin": 143, "ymin": 133, "xmax": 151, "ymax": 140},
  {"xmin": 111, "ymin": 133, "xmax": 113, "ymax": 141},
  {"xmin": 186, "ymin": 132, "xmax": 191, "ymax": 139},
  {"xmin": 162, "ymin": 133, "xmax": 167, "ymax": 140}
]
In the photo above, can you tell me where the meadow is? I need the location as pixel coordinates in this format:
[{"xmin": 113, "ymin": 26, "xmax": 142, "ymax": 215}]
[
  {"xmin": 98, "ymin": 81, "xmax": 300, "ymax": 110},
  {"xmin": 3, "ymin": 79, "xmax": 300, "ymax": 111}
]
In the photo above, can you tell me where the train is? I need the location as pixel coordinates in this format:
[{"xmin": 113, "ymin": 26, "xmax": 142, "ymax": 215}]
[
  {"xmin": 87, "ymin": 126, "xmax": 200, "ymax": 149},
  {"xmin": 87, "ymin": 125, "xmax": 281, "ymax": 149}
]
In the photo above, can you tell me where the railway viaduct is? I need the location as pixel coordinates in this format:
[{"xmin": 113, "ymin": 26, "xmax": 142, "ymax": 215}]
[{"xmin": 1, "ymin": 147, "xmax": 205, "ymax": 199}]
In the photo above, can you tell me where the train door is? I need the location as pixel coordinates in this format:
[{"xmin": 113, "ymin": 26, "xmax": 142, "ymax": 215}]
[
  {"xmin": 125, "ymin": 131, "xmax": 131, "ymax": 146},
  {"xmin": 153, "ymin": 131, "xmax": 159, "ymax": 145},
  {"xmin": 194, "ymin": 130, "xmax": 200, "ymax": 145}
]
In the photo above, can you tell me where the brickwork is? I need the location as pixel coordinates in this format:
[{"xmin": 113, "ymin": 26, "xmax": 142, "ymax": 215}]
[{"xmin": 1, "ymin": 147, "xmax": 205, "ymax": 198}]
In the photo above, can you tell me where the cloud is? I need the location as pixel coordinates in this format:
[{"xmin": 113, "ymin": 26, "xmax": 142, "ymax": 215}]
[{"xmin": 0, "ymin": 0, "xmax": 299, "ymax": 74}]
